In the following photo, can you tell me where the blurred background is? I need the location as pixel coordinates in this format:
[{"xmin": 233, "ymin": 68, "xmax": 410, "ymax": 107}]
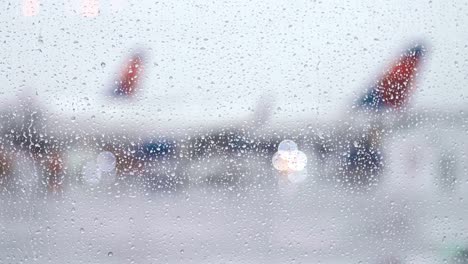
[{"xmin": 0, "ymin": 0, "xmax": 468, "ymax": 263}]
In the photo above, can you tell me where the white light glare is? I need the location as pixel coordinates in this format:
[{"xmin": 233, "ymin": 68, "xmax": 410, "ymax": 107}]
[{"xmin": 272, "ymin": 140, "xmax": 308, "ymax": 183}]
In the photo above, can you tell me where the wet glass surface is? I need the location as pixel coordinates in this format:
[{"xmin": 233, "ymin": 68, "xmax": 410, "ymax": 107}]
[{"xmin": 1, "ymin": 1, "xmax": 468, "ymax": 263}]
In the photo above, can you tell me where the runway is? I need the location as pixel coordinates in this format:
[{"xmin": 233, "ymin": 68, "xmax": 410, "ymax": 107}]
[{"xmin": 0, "ymin": 168, "xmax": 457, "ymax": 264}]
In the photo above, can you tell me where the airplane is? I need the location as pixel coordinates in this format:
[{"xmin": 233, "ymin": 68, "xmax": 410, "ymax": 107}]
[
  {"xmin": 67, "ymin": 42, "xmax": 429, "ymax": 191},
  {"xmin": 0, "ymin": 48, "xmax": 150, "ymax": 194},
  {"xmin": 0, "ymin": 39, "xmax": 451, "ymax": 195},
  {"xmin": 0, "ymin": 44, "xmax": 277, "ymax": 193},
  {"xmin": 254, "ymin": 43, "xmax": 428, "ymax": 190}
]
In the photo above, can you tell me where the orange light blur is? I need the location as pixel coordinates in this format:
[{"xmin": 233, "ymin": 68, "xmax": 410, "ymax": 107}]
[
  {"xmin": 22, "ymin": 0, "xmax": 39, "ymax": 17},
  {"xmin": 81, "ymin": 0, "xmax": 99, "ymax": 17}
]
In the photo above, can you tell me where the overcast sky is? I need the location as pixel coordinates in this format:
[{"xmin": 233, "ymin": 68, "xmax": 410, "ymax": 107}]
[{"xmin": 0, "ymin": 0, "xmax": 467, "ymax": 132}]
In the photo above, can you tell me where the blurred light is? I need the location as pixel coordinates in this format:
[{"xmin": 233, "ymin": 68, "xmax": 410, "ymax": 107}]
[
  {"xmin": 278, "ymin": 139, "xmax": 298, "ymax": 152},
  {"xmin": 82, "ymin": 160, "xmax": 100, "ymax": 186},
  {"xmin": 81, "ymin": 0, "xmax": 99, "ymax": 17},
  {"xmin": 82, "ymin": 152, "xmax": 116, "ymax": 186},
  {"xmin": 97, "ymin": 151, "xmax": 116, "ymax": 172},
  {"xmin": 287, "ymin": 150, "xmax": 307, "ymax": 171},
  {"xmin": 272, "ymin": 140, "xmax": 308, "ymax": 181},
  {"xmin": 22, "ymin": 0, "xmax": 39, "ymax": 17},
  {"xmin": 272, "ymin": 151, "xmax": 291, "ymax": 171}
]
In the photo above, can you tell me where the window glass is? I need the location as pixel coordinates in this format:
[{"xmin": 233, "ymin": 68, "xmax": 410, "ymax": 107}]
[{"xmin": 1, "ymin": 1, "xmax": 467, "ymax": 263}]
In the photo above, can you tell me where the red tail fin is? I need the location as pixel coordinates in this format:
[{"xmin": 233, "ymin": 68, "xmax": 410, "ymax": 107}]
[
  {"xmin": 358, "ymin": 43, "xmax": 426, "ymax": 110},
  {"xmin": 112, "ymin": 50, "xmax": 146, "ymax": 97}
]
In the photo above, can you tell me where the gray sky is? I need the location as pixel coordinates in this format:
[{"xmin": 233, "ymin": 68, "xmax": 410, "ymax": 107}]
[{"xmin": 0, "ymin": 0, "xmax": 467, "ymax": 131}]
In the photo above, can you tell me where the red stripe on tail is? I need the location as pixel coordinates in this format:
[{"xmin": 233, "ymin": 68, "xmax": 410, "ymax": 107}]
[
  {"xmin": 359, "ymin": 44, "xmax": 426, "ymax": 110},
  {"xmin": 113, "ymin": 51, "xmax": 146, "ymax": 97}
]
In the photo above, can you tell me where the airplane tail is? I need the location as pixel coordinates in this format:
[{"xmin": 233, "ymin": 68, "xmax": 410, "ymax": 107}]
[
  {"xmin": 112, "ymin": 49, "xmax": 147, "ymax": 97},
  {"xmin": 357, "ymin": 43, "xmax": 426, "ymax": 111}
]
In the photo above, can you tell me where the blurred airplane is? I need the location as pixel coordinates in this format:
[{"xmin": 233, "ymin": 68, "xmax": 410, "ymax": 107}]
[
  {"xmin": 0, "ymin": 41, "xmax": 442, "ymax": 193},
  {"xmin": 101, "ymin": 42, "xmax": 429, "ymax": 190},
  {"xmin": 0, "ymin": 48, "xmax": 150, "ymax": 193},
  {"xmin": 0, "ymin": 45, "xmax": 277, "ymax": 192},
  {"xmin": 258, "ymin": 43, "xmax": 428, "ymax": 190}
]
